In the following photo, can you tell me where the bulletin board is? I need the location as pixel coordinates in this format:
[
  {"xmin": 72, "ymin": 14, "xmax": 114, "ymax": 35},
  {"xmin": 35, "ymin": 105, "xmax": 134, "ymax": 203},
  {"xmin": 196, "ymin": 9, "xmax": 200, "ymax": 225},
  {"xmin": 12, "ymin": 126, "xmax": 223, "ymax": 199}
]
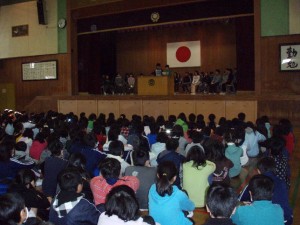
[{"xmin": 22, "ymin": 60, "xmax": 58, "ymax": 81}]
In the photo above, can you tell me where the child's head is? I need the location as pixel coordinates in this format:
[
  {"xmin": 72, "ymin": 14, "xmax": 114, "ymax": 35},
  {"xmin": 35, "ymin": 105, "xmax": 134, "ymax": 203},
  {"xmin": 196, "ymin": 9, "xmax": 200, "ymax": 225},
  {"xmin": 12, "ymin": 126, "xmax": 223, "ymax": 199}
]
[
  {"xmin": 206, "ymin": 183, "xmax": 237, "ymax": 218},
  {"xmin": 0, "ymin": 193, "xmax": 27, "ymax": 225},
  {"xmin": 224, "ymin": 129, "xmax": 236, "ymax": 143},
  {"xmin": 58, "ymin": 168, "xmax": 83, "ymax": 193},
  {"xmin": 105, "ymin": 185, "xmax": 139, "ymax": 222},
  {"xmin": 257, "ymin": 157, "xmax": 276, "ymax": 174},
  {"xmin": 186, "ymin": 145, "xmax": 206, "ymax": 168},
  {"xmin": 171, "ymin": 125, "xmax": 184, "ymax": 138},
  {"xmin": 99, "ymin": 158, "xmax": 121, "ymax": 179},
  {"xmin": 15, "ymin": 141, "xmax": 27, "ymax": 152},
  {"xmin": 156, "ymin": 161, "xmax": 177, "ymax": 197},
  {"xmin": 48, "ymin": 139, "xmax": 63, "ymax": 156},
  {"xmin": 15, "ymin": 168, "xmax": 36, "ymax": 188},
  {"xmin": 132, "ymin": 149, "xmax": 150, "ymax": 167},
  {"xmin": 108, "ymin": 140, "xmax": 124, "ymax": 157},
  {"xmin": 249, "ymin": 174, "xmax": 274, "ymax": 201},
  {"xmin": 166, "ymin": 138, "xmax": 179, "ymax": 152}
]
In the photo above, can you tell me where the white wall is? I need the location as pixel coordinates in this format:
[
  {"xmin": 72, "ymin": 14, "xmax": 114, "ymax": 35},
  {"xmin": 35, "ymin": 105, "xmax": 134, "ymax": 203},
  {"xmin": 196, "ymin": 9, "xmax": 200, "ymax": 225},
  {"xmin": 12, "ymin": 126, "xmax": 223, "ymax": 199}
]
[{"xmin": 0, "ymin": 0, "xmax": 58, "ymax": 59}]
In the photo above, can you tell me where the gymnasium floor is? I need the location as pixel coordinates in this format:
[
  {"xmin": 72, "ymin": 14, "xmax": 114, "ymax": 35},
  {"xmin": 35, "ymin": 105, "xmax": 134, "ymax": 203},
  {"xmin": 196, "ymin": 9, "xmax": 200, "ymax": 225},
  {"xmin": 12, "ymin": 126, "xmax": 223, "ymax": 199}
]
[{"xmin": 192, "ymin": 128, "xmax": 300, "ymax": 224}]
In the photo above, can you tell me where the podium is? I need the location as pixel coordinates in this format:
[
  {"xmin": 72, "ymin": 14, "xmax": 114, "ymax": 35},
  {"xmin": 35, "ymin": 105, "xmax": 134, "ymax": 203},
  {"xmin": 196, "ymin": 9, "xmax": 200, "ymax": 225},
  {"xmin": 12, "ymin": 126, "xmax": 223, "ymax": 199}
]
[{"xmin": 137, "ymin": 76, "xmax": 174, "ymax": 96}]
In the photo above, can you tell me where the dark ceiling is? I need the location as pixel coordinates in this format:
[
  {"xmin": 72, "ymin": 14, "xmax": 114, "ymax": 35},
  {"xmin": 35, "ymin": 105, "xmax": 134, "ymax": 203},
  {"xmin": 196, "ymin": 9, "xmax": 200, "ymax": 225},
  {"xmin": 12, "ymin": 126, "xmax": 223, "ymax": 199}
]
[{"xmin": 0, "ymin": 0, "xmax": 33, "ymax": 6}]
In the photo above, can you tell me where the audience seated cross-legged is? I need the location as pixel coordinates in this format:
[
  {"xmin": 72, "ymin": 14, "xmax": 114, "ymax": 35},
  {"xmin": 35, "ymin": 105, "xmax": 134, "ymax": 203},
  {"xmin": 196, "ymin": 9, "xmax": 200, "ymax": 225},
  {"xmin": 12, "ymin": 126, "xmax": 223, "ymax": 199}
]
[
  {"xmin": 98, "ymin": 185, "xmax": 155, "ymax": 225},
  {"xmin": 125, "ymin": 149, "xmax": 156, "ymax": 210},
  {"xmin": 8, "ymin": 168, "xmax": 50, "ymax": 221},
  {"xmin": 148, "ymin": 161, "xmax": 195, "ymax": 225},
  {"xmin": 0, "ymin": 192, "xmax": 29, "ymax": 225},
  {"xmin": 183, "ymin": 145, "xmax": 216, "ymax": 208},
  {"xmin": 90, "ymin": 158, "xmax": 139, "ymax": 207},
  {"xmin": 203, "ymin": 183, "xmax": 238, "ymax": 225},
  {"xmin": 49, "ymin": 167, "xmax": 101, "ymax": 225},
  {"xmin": 232, "ymin": 174, "xmax": 284, "ymax": 225}
]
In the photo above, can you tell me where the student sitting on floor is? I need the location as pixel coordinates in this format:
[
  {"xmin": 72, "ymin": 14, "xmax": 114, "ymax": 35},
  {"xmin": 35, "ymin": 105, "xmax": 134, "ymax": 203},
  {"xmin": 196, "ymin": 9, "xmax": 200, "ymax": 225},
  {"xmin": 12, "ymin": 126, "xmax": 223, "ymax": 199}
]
[
  {"xmin": 90, "ymin": 158, "xmax": 139, "ymax": 206},
  {"xmin": 232, "ymin": 174, "xmax": 284, "ymax": 225},
  {"xmin": 224, "ymin": 129, "xmax": 243, "ymax": 178},
  {"xmin": 98, "ymin": 185, "xmax": 154, "ymax": 225},
  {"xmin": 148, "ymin": 161, "xmax": 195, "ymax": 225},
  {"xmin": 203, "ymin": 183, "xmax": 238, "ymax": 225},
  {"xmin": 49, "ymin": 167, "xmax": 101, "ymax": 225},
  {"xmin": 239, "ymin": 157, "xmax": 293, "ymax": 225}
]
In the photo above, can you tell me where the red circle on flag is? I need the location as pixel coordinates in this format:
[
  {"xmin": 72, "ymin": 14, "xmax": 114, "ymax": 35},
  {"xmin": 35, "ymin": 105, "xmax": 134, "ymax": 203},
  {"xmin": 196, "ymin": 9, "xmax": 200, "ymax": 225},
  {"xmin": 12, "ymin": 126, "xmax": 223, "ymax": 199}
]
[{"xmin": 176, "ymin": 46, "xmax": 191, "ymax": 62}]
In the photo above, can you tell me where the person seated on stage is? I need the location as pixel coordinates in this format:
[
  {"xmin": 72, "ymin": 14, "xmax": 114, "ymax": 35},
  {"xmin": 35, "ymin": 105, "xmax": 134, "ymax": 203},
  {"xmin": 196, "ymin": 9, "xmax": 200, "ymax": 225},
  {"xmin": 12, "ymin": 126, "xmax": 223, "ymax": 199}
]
[
  {"xmin": 190, "ymin": 70, "xmax": 201, "ymax": 95},
  {"xmin": 203, "ymin": 183, "xmax": 238, "ymax": 225},
  {"xmin": 201, "ymin": 72, "xmax": 212, "ymax": 94},
  {"xmin": 163, "ymin": 64, "xmax": 171, "ymax": 76},
  {"xmin": 231, "ymin": 174, "xmax": 284, "ymax": 225},
  {"xmin": 220, "ymin": 68, "xmax": 234, "ymax": 95},
  {"xmin": 210, "ymin": 69, "xmax": 222, "ymax": 94},
  {"xmin": 103, "ymin": 74, "xmax": 114, "ymax": 95},
  {"xmin": 114, "ymin": 73, "xmax": 125, "ymax": 95},
  {"xmin": 127, "ymin": 73, "xmax": 135, "ymax": 94},
  {"xmin": 155, "ymin": 63, "xmax": 163, "ymax": 76},
  {"xmin": 181, "ymin": 72, "xmax": 192, "ymax": 93},
  {"xmin": 174, "ymin": 72, "xmax": 181, "ymax": 93}
]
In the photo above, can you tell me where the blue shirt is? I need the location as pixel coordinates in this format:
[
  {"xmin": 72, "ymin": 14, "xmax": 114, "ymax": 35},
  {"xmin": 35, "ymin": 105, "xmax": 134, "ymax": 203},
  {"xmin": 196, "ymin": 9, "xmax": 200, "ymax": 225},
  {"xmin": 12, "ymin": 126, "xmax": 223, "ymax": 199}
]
[
  {"xmin": 232, "ymin": 200, "xmax": 284, "ymax": 225},
  {"xmin": 149, "ymin": 184, "xmax": 195, "ymax": 225}
]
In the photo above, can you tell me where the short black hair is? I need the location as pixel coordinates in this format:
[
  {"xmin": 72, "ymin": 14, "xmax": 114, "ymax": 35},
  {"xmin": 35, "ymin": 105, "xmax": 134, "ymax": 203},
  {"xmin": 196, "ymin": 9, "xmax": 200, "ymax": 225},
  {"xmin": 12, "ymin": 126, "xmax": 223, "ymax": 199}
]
[
  {"xmin": 108, "ymin": 140, "xmax": 124, "ymax": 156},
  {"xmin": 0, "ymin": 193, "xmax": 25, "ymax": 224},
  {"xmin": 166, "ymin": 138, "xmax": 179, "ymax": 151},
  {"xmin": 58, "ymin": 168, "xmax": 83, "ymax": 192},
  {"xmin": 99, "ymin": 158, "xmax": 121, "ymax": 179},
  {"xmin": 249, "ymin": 174, "xmax": 274, "ymax": 201},
  {"xmin": 132, "ymin": 149, "xmax": 149, "ymax": 166},
  {"xmin": 206, "ymin": 183, "xmax": 237, "ymax": 218},
  {"xmin": 15, "ymin": 168, "xmax": 36, "ymax": 187},
  {"xmin": 105, "ymin": 185, "xmax": 139, "ymax": 221},
  {"xmin": 48, "ymin": 139, "xmax": 63, "ymax": 156},
  {"xmin": 185, "ymin": 145, "xmax": 206, "ymax": 168},
  {"xmin": 257, "ymin": 157, "xmax": 276, "ymax": 174}
]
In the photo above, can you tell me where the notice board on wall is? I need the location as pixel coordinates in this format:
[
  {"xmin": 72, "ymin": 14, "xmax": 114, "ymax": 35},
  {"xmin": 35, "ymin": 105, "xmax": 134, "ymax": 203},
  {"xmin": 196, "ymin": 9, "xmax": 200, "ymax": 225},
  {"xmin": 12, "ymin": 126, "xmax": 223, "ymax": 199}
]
[{"xmin": 22, "ymin": 60, "xmax": 58, "ymax": 81}]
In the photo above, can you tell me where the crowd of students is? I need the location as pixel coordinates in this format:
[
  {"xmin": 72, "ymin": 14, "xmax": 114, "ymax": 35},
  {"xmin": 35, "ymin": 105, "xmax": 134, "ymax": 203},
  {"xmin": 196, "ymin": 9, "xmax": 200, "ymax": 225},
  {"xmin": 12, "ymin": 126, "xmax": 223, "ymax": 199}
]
[{"xmin": 0, "ymin": 109, "xmax": 294, "ymax": 225}]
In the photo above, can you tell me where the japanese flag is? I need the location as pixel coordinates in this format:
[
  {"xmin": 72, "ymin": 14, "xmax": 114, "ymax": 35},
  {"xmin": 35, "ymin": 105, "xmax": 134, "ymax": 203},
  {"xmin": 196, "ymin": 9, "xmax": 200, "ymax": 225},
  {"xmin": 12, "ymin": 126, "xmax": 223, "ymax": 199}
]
[{"xmin": 167, "ymin": 41, "xmax": 201, "ymax": 68}]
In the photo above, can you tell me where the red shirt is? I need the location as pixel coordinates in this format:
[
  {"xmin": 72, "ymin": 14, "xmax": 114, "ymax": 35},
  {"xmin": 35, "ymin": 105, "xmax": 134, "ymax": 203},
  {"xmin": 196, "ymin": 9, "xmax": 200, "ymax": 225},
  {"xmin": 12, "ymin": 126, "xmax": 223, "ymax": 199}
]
[
  {"xmin": 90, "ymin": 175, "xmax": 139, "ymax": 205},
  {"xmin": 29, "ymin": 140, "xmax": 47, "ymax": 160}
]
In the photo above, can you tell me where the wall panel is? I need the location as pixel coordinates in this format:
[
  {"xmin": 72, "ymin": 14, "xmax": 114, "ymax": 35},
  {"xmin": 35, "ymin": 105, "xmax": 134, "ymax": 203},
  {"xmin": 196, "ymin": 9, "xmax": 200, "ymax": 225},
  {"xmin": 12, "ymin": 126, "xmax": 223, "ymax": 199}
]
[
  {"xmin": 142, "ymin": 100, "xmax": 168, "ymax": 119},
  {"xmin": 260, "ymin": 35, "xmax": 300, "ymax": 94},
  {"xmin": 119, "ymin": 100, "xmax": 142, "ymax": 119},
  {"xmin": 58, "ymin": 100, "xmax": 77, "ymax": 115},
  {"xmin": 77, "ymin": 100, "xmax": 97, "ymax": 116},
  {"xmin": 225, "ymin": 100, "xmax": 257, "ymax": 122},
  {"xmin": 168, "ymin": 100, "xmax": 195, "ymax": 117},
  {"xmin": 0, "ymin": 54, "xmax": 71, "ymax": 110},
  {"xmin": 196, "ymin": 100, "xmax": 226, "ymax": 123},
  {"xmin": 97, "ymin": 100, "xmax": 119, "ymax": 117}
]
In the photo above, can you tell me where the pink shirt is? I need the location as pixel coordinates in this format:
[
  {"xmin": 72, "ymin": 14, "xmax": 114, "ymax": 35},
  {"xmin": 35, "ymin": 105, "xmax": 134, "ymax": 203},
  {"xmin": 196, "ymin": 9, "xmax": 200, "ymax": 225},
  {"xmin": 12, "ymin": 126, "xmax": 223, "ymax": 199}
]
[{"xmin": 90, "ymin": 176, "xmax": 139, "ymax": 205}]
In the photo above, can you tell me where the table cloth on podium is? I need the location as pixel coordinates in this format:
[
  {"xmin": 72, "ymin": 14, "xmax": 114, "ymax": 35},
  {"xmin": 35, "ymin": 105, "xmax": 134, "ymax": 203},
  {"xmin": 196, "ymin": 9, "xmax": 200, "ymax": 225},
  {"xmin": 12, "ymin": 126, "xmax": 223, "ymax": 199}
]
[{"xmin": 137, "ymin": 76, "xmax": 174, "ymax": 95}]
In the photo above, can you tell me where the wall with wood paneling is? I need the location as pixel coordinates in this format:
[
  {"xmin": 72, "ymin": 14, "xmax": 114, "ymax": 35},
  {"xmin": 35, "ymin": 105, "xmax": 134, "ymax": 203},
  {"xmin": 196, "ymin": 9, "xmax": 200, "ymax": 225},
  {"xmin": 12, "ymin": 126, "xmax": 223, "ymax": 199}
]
[
  {"xmin": 0, "ymin": 54, "xmax": 71, "ymax": 110},
  {"xmin": 116, "ymin": 22, "xmax": 237, "ymax": 76},
  {"xmin": 260, "ymin": 34, "xmax": 300, "ymax": 94}
]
